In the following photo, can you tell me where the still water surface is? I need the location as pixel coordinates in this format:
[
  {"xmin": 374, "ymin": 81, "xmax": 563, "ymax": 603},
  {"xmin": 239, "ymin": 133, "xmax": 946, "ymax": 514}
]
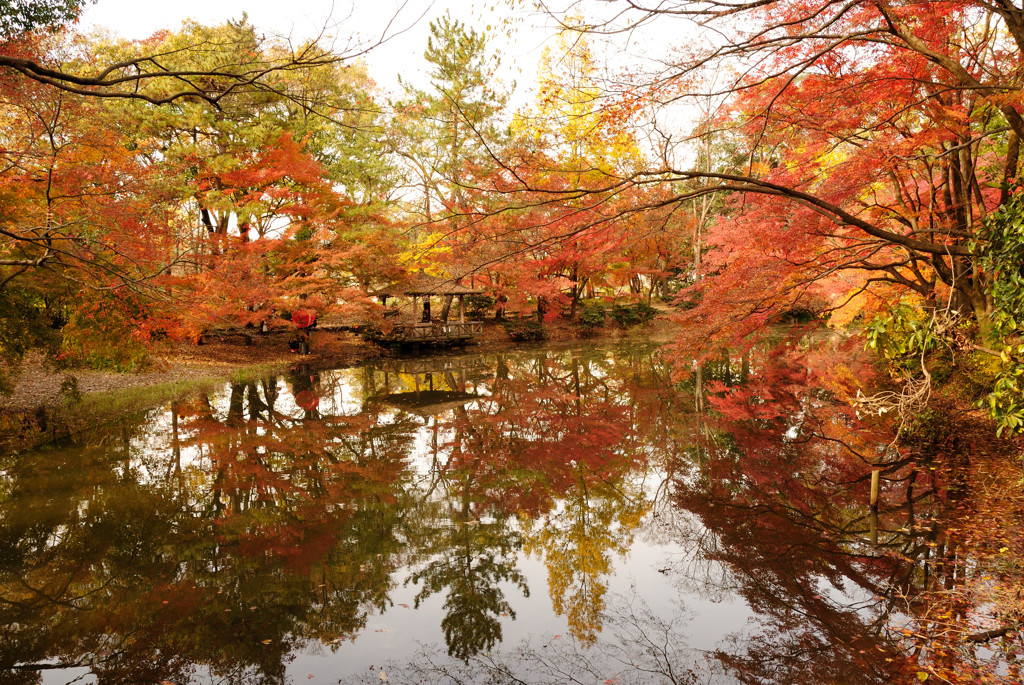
[{"xmin": 2, "ymin": 340, "xmax": 945, "ymax": 683}]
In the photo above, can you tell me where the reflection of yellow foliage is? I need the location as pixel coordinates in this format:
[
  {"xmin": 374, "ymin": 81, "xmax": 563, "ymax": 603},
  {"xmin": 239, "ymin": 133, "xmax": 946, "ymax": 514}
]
[
  {"xmin": 522, "ymin": 473, "xmax": 649, "ymax": 645},
  {"xmin": 824, "ymin": 363, "xmax": 861, "ymax": 405},
  {"xmin": 390, "ymin": 372, "xmax": 459, "ymax": 393}
]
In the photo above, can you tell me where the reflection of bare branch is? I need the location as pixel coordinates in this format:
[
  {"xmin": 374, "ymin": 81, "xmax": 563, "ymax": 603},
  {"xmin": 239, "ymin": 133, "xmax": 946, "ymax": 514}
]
[{"xmin": 360, "ymin": 591, "xmax": 708, "ymax": 685}]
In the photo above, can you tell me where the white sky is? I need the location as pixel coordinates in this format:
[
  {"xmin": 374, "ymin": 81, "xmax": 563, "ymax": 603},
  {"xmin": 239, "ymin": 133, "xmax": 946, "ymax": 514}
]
[
  {"xmin": 77, "ymin": 0, "xmax": 557, "ymax": 105},
  {"xmin": 77, "ymin": 0, "xmax": 705, "ymax": 159}
]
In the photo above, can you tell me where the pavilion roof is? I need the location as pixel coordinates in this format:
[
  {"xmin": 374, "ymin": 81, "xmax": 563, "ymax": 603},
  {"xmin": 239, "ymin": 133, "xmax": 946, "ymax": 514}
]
[{"xmin": 377, "ymin": 390, "xmax": 480, "ymax": 417}]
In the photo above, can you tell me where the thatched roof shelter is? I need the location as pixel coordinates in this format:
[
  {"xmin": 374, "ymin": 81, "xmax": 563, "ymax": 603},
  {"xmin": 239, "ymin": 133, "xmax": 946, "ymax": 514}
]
[{"xmin": 370, "ymin": 273, "xmax": 485, "ymax": 336}]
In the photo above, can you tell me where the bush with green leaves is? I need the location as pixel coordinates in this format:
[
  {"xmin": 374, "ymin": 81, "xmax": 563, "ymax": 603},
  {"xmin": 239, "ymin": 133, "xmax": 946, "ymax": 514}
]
[
  {"xmin": 503, "ymin": 319, "xmax": 547, "ymax": 342},
  {"xmin": 859, "ymin": 301, "xmax": 963, "ymax": 438},
  {"xmin": 577, "ymin": 302, "xmax": 606, "ymax": 330},
  {"xmin": 864, "ymin": 301, "xmax": 939, "ymax": 376},
  {"xmin": 973, "ymin": 185, "xmax": 1024, "ymax": 434},
  {"xmin": 465, "ymin": 294, "xmax": 495, "ymax": 319},
  {"xmin": 976, "ymin": 186, "xmax": 1024, "ymax": 336},
  {"xmin": 899, "ymin": 407, "xmax": 952, "ymax": 447},
  {"xmin": 609, "ymin": 302, "xmax": 657, "ymax": 328}
]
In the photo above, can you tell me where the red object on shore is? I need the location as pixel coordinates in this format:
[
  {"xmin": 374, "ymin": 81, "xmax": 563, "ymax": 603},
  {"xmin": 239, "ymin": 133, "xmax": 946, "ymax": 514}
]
[{"xmin": 292, "ymin": 309, "xmax": 317, "ymax": 329}]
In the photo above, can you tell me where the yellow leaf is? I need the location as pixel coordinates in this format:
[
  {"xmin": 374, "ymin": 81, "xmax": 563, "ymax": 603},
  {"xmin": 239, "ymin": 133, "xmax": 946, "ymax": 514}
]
[{"xmin": 917, "ymin": 672, "xmax": 929, "ymax": 682}]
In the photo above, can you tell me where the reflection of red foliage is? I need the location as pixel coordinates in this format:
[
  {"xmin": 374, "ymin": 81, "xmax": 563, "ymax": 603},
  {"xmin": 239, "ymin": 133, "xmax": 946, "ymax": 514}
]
[
  {"xmin": 294, "ymin": 390, "xmax": 319, "ymax": 411},
  {"xmin": 665, "ymin": 343, "xmax": 917, "ymax": 681},
  {"xmin": 440, "ymin": 358, "xmax": 645, "ymax": 518}
]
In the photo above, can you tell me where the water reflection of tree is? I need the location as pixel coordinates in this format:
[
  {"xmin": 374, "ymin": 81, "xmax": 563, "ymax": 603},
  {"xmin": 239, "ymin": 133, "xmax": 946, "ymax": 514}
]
[
  {"xmin": 401, "ymin": 396, "xmax": 525, "ymax": 660},
  {"xmin": 0, "ymin": 367, "xmax": 421, "ymax": 683},
  {"xmin": 407, "ymin": 512, "xmax": 527, "ymax": 660},
  {"xmin": 9, "ymin": 341, "xmax": 938, "ymax": 684},
  {"xmin": 523, "ymin": 471, "xmax": 647, "ymax": 646},
  {"xmin": 0, "ymin": 346, "xmax": 678, "ymax": 680},
  {"xmin": 637, "ymin": 342, "xmax": 1018, "ymax": 684},
  {"xmin": 662, "ymin": 345, "xmax": 924, "ymax": 683},
  {"xmin": 354, "ymin": 592, "xmax": 714, "ymax": 685},
  {"xmin": 386, "ymin": 346, "xmax": 666, "ymax": 653},
  {"xmin": 480, "ymin": 348, "xmax": 654, "ymax": 645}
]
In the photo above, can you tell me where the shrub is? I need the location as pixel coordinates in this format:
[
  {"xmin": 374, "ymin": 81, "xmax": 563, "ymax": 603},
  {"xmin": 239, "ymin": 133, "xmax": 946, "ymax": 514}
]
[
  {"xmin": 58, "ymin": 300, "xmax": 151, "ymax": 372},
  {"xmin": 59, "ymin": 375, "xmax": 82, "ymax": 404},
  {"xmin": 775, "ymin": 307, "xmax": 819, "ymax": 323},
  {"xmin": 864, "ymin": 302, "xmax": 938, "ymax": 376},
  {"xmin": 577, "ymin": 302, "xmax": 606, "ymax": 330},
  {"xmin": 973, "ymin": 186, "xmax": 1024, "ymax": 434},
  {"xmin": 900, "ymin": 408, "xmax": 952, "ymax": 447},
  {"xmin": 503, "ymin": 320, "xmax": 547, "ymax": 341},
  {"xmin": 609, "ymin": 302, "xmax": 657, "ymax": 328},
  {"xmin": 465, "ymin": 294, "xmax": 495, "ymax": 319},
  {"xmin": 674, "ymin": 297, "xmax": 700, "ymax": 311}
]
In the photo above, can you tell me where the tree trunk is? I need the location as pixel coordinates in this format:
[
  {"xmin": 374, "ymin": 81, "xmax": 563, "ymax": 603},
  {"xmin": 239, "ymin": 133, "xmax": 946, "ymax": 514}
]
[
  {"xmin": 439, "ymin": 294, "xmax": 454, "ymax": 322},
  {"xmin": 569, "ymin": 278, "xmax": 587, "ymax": 318},
  {"xmin": 1001, "ymin": 132, "xmax": 1020, "ymax": 206}
]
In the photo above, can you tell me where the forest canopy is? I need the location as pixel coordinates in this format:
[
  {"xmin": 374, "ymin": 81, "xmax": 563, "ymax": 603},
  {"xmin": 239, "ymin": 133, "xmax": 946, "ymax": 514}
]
[{"xmin": 1, "ymin": 0, "xmax": 1023, "ymax": 429}]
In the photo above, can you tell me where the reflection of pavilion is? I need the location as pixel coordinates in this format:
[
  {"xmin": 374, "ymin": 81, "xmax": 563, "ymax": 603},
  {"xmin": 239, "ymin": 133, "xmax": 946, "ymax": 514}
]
[
  {"xmin": 370, "ymin": 274, "xmax": 484, "ymax": 345},
  {"xmin": 366, "ymin": 356, "xmax": 488, "ymax": 418}
]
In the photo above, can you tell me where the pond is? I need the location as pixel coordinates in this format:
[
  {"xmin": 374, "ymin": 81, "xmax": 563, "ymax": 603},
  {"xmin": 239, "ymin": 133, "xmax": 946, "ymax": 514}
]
[{"xmin": 1, "ymin": 337, "xmax": 1019, "ymax": 684}]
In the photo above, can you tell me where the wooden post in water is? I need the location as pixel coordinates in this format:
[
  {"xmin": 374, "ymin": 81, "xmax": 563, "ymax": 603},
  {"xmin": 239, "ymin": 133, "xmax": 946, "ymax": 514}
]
[{"xmin": 870, "ymin": 469, "xmax": 881, "ymax": 510}]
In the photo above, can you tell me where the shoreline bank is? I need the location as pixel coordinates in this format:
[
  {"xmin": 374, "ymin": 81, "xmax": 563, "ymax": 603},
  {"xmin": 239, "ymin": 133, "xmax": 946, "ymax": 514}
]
[{"xmin": 0, "ymin": 319, "xmax": 674, "ymax": 452}]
